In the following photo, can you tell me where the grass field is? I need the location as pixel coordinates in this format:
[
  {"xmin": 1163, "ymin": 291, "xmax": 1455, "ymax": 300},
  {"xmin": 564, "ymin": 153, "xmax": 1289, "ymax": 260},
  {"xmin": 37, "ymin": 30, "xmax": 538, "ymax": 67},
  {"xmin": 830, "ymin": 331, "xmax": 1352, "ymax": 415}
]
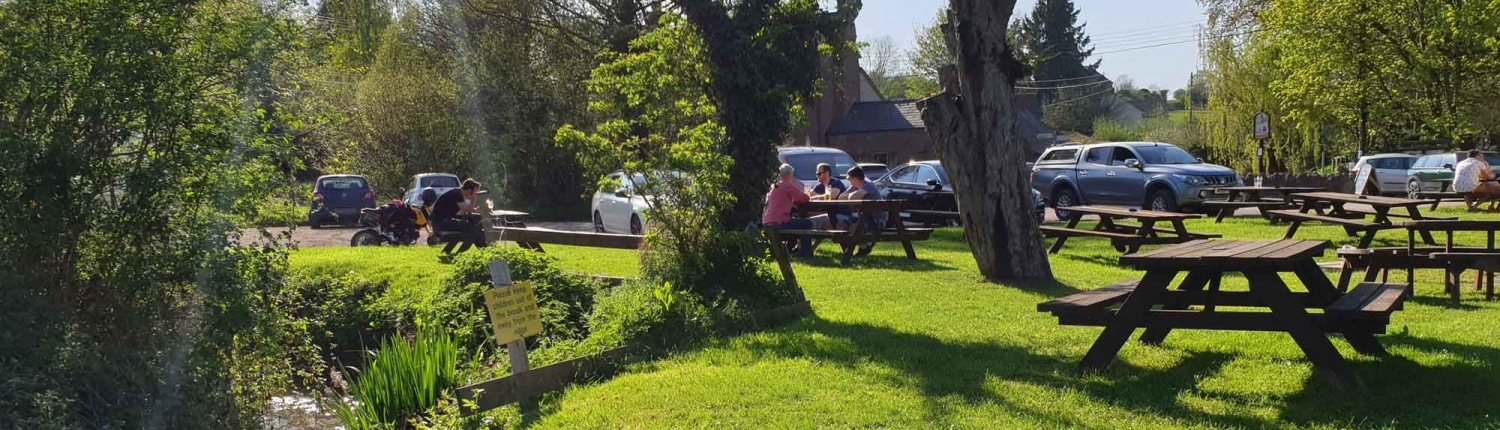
[{"xmin": 292, "ymin": 208, "xmax": 1500, "ymax": 429}]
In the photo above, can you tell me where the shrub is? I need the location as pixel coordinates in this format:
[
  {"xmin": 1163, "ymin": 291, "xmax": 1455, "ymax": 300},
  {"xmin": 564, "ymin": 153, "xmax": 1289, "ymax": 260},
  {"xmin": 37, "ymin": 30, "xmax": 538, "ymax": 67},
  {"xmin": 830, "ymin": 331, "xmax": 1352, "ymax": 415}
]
[
  {"xmin": 427, "ymin": 247, "xmax": 602, "ymax": 355},
  {"xmin": 286, "ymin": 271, "xmax": 400, "ymax": 363},
  {"xmin": 641, "ymin": 229, "xmax": 795, "ymax": 311},
  {"xmin": 247, "ymin": 198, "xmax": 307, "ymax": 227},
  {"xmin": 584, "ymin": 280, "xmax": 720, "ymax": 351},
  {"xmin": 328, "ymin": 325, "xmax": 459, "ymax": 430}
]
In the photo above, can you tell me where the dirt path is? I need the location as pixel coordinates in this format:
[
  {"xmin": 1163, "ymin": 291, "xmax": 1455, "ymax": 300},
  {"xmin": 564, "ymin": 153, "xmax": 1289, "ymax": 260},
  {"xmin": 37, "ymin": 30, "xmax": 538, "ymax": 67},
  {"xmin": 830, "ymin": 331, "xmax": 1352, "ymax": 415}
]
[{"xmin": 246, "ymin": 221, "xmax": 593, "ymax": 248}]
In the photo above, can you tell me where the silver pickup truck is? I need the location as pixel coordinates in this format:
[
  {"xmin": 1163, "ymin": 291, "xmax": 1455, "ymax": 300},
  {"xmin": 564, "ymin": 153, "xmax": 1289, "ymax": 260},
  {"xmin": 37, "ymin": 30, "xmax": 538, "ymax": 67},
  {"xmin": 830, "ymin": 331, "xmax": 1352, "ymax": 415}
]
[{"xmin": 1031, "ymin": 142, "xmax": 1239, "ymax": 218}]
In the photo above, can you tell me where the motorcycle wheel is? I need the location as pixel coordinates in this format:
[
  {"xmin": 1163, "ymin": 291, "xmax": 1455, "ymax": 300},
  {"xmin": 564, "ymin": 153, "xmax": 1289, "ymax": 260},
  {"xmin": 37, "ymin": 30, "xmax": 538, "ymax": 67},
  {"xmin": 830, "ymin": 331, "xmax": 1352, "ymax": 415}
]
[{"xmin": 350, "ymin": 229, "xmax": 387, "ymax": 247}]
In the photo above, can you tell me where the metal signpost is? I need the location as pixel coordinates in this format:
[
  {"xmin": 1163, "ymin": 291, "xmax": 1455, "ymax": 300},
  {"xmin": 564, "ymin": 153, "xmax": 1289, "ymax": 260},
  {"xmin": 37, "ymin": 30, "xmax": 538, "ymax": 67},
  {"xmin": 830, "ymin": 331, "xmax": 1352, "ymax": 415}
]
[{"xmin": 1253, "ymin": 111, "xmax": 1271, "ymax": 185}]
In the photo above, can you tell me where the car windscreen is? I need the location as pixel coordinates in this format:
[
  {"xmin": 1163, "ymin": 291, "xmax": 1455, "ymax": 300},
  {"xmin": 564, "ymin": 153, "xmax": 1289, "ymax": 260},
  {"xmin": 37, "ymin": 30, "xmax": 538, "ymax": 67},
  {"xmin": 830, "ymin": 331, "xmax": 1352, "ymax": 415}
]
[
  {"xmin": 1135, "ymin": 146, "xmax": 1198, "ymax": 164},
  {"xmin": 420, "ymin": 176, "xmax": 459, "ymax": 188},
  {"xmin": 319, "ymin": 177, "xmax": 367, "ymax": 190},
  {"xmin": 784, "ymin": 152, "xmax": 856, "ymax": 181}
]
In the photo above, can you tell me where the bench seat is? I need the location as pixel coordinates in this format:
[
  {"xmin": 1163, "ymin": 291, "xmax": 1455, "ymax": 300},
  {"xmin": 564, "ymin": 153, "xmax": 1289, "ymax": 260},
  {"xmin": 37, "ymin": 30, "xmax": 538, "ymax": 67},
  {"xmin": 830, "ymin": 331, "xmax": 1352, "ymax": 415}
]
[
  {"xmin": 1039, "ymin": 225, "xmax": 1141, "ymax": 240},
  {"xmin": 1201, "ymin": 201, "xmax": 1292, "ymax": 207},
  {"xmin": 1327, "ymin": 282, "xmax": 1408, "ymax": 324},
  {"xmin": 1343, "ymin": 208, "xmax": 1457, "ymax": 221},
  {"xmin": 1037, "ymin": 279, "xmax": 1139, "ymax": 315},
  {"xmin": 1267, "ymin": 210, "xmax": 1382, "ymax": 229}
]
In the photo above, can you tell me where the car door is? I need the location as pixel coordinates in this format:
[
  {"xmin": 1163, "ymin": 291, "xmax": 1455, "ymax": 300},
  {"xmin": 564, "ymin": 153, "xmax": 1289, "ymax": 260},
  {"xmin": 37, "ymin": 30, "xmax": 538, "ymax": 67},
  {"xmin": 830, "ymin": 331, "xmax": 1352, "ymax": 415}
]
[
  {"xmin": 882, "ymin": 165, "xmax": 921, "ymax": 201},
  {"xmin": 1076, "ymin": 146, "xmax": 1116, "ymax": 204},
  {"xmin": 1378, "ymin": 157, "xmax": 1414, "ymax": 192},
  {"xmin": 909, "ymin": 165, "xmax": 945, "ymax": 210},
  {"xmin": 1108, "ymin": 147, "xmax": 1150, "ymax": 205}
]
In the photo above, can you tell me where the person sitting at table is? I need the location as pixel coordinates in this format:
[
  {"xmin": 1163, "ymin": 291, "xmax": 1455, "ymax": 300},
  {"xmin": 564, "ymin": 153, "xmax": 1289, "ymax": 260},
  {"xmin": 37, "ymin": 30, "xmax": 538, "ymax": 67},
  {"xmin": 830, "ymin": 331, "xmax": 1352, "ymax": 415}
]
[
  {"xmin": 1453, "ymin": 150, "xmax": 1499, "ymax": 211},
  {"xmin": 810, "ymin": 162, "xmax": 849, "ymax": 229},
  {"xmin": 763, "ymin": 163, "xmax": 822, "ymax": 257},
  {"xmin": 836, "ymin": 166, "xmax": 887, "ymax": 256}
]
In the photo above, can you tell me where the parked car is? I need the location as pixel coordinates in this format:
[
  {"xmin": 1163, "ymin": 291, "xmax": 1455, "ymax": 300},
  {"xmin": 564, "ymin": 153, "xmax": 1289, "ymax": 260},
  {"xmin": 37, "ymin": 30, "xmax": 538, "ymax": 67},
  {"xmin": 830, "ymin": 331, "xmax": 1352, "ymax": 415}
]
[
  {"xmin": 591, "ymin": 172, "xmax": 649, "ymax": 235},
  {"xmin": 878, "ymin": 160, "xmax": 1046, "ymax": 226},
  {"xmin": 401, "ymin": 173, "xmax": 460, "ymax": 206},
  {"xmin": 308, "ymin": 174, "xmax": 375, "ymax": 227},
  {"xmin": 1031, "ymin": 142, "xmax": 1239, "ymax": 218},
  {"xmin": 777, "ymin": 146, "xmax": 858, "ymax": 189},
  {"xmin": 858, "ymin": 163, "xmax": 890, "ymax": 181},
  {"xmin": 1349, "ymin": 153, "xmax": 1418, "ymax": 196},
  {"xmin": 1404, "ymin": 151, "xmax": 1500, "ymax": 198}
]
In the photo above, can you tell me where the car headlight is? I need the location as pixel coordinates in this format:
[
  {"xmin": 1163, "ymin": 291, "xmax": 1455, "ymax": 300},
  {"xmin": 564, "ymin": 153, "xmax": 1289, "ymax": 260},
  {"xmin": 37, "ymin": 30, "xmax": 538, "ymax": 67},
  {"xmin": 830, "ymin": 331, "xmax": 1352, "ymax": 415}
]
[{"xmin": 1172, "ymin": 174, "xmax": 1202, "ymax": 185}]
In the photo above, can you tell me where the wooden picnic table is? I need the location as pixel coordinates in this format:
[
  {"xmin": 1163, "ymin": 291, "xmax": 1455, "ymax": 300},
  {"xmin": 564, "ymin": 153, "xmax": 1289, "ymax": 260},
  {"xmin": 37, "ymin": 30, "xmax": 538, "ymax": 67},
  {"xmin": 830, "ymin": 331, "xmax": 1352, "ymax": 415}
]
[
  {"xmin": 1041, "ymin": 205, "xmax": 1217, "ymax": 254},
  {"xmin": 1203, "ymin": 186, "xmax": 1325, "ymax": 223},
  {"xmin": 1402, "ymin": 220, "xmax": 1500, "ymax": 305},
  {"xmin": 1038, "ymin": 239, "xmax": 1408, "ymax": 389},
  {"xmin": 787, "ymin": 199, "xmax": 933, "ymax": 264},
  {"xmin": 1271, "ymin": 192, "xmax": 1445, "ymax": 249}
]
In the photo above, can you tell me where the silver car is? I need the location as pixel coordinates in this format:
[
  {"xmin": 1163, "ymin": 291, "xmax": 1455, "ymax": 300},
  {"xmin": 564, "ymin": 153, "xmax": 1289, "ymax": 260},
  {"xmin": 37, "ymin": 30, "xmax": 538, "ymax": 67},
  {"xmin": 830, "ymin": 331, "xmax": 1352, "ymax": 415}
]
[{"xmin": 401, "ymin": 173, "xmax": 460, "ymax": 206}]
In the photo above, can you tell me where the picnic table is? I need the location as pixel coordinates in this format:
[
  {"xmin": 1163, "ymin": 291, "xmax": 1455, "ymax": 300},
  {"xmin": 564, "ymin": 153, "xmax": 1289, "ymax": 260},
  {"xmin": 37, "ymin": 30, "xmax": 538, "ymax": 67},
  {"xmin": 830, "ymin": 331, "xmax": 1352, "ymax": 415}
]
[
  {"xmin": 1040, "ymin": 206, "xmax": 1218, "ymax": 254},
  {"xmin": 1270, "ymin": 192, "xmax": 1449, "ymax": 249},
  {"xmin": 1202, "ymin": 186, "xmax": 1324, "ymax": 223},
  {"xmin": 785, "ymin": 199, "xmax": 933, "ymax": 265},
  {"xmin": 1038, "ymin": 239, "xmax": 1408, "ymax": 388}
]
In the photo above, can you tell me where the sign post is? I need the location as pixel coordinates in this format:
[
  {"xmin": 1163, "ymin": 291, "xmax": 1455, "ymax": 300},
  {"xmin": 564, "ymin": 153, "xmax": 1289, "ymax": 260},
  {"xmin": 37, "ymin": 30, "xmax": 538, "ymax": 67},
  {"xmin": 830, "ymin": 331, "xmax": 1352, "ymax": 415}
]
[
  {"xmin": 1253, "ymin": 111, "xmax": 1271, "ymax": 184},
  {"xmin": 484, "ymin": 260, "xmax": 542, "ymax": 375}
]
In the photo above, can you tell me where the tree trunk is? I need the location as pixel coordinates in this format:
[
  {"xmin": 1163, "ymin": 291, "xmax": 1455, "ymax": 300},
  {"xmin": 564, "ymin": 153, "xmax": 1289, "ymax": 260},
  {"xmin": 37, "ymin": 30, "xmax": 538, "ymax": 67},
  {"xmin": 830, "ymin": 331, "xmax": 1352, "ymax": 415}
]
[{"xmin": 917, "ymin": 0, "xmax": 1053, "ymax": 282}]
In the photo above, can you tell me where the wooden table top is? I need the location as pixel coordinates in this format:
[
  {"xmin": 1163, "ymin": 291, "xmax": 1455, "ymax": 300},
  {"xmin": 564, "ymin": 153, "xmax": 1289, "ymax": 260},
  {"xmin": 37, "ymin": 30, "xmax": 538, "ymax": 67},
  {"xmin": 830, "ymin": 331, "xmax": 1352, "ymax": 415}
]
[
  {"xmin": 1399, "ymin": 219, "xmax": 1500, "ymax": 231},
  {"xmin": 1217, "ymin": 186, "xmax": 1325, "ymax": 193},
  {"xmin": 796, "ymin": 199, "xmax": 908, "ymax": 209},
  {"xmin": 1120, "ymin": 239, "xmax": 1328, "ymax": 269},
  {"xmin": 1066, "ymin": 205, "xmax": 1203, "ymax": 220},
  {"xmin": 1290, "ymin": 192, "xmax": 1429, "ymax": 207}
]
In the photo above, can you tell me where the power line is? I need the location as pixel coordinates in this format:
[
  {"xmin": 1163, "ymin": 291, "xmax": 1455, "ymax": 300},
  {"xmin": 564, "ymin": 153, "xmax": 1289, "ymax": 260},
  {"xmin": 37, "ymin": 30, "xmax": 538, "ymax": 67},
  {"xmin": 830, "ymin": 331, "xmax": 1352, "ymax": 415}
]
[
  {"xmin": 1043, "ymin": 88, "xmax": 1115, "ymax": 108},
  {"xmin": 1087, "ymin": 18, "xmax": 1205, "ymax": 38},
  {"xmin": 1014, "ymin": 79, "xmax": 1113, "ymax": 91},
  {"xmin": 1091, "ymin": 28, "xmax": 1265, "ymax": 57}
]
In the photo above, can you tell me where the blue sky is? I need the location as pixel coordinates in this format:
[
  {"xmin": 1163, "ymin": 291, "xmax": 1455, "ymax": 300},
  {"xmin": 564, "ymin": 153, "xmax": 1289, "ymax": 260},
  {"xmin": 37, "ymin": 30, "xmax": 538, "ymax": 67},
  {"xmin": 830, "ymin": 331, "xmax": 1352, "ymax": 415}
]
[{"xmin": 855, "ymin": 0, "xmax": 1208, "ymax": 90}]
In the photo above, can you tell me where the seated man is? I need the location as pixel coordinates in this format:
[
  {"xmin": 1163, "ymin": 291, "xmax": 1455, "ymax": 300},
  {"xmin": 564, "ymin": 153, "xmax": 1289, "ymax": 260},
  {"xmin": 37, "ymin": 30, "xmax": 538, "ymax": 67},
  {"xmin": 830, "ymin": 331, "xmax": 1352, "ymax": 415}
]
[
  {"xmin": 1453, "ymin": 150, "xmax": 1499, "ymax": 211},
  {"xmin": 763, "ymin": 163, "xmax": 819, "ymax": 257},
  {"xmin": 430, "ymin": 178, "xmax": 489, "ymax": 253},
  {"xmin": 835, "ymin": 166, "xmax": 887, "ymax": 257},
  {"xmin": 810, "ymin": 162, "xmax": 848, "ymax": 229}
]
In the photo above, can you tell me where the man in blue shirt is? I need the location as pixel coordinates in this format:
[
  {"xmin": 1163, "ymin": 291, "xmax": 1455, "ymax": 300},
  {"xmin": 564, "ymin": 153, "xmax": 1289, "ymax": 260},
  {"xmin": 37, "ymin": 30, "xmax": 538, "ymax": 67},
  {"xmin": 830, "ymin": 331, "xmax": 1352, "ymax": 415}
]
[
  {"xmin": 835, "ymin": 166, "xmax": 886, "ymax": 256},
  {"xmin": 811, "ymin": 163, "xmax": 846, "ymax": 198}
]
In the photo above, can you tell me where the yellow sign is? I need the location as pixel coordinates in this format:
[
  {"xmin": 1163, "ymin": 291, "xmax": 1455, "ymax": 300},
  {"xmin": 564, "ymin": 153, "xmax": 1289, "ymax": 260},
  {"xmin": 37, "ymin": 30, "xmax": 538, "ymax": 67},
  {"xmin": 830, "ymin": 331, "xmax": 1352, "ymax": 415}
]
[{"xmin": 483, "ymin": 281, "xmax": 542, "ymax": 345}]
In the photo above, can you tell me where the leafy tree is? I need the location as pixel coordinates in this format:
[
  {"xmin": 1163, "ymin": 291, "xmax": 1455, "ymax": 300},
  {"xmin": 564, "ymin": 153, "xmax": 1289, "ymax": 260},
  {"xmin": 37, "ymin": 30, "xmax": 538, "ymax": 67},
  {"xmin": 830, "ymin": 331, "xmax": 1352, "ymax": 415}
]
[
  {"xmin": 862, "ymin": 35, "xmax": 907, "ymax": 98},
  {"xmin": 676, "ymin": 0, "xmax": 859, "ymax": 228},
  {"xmin": 316, "ymin": 0, "xmax": 395, "ymax": 69},
  {"xmin": 1012, "ymin": 0, "xmax": 1100, "ymax": 81},
  {"xmin": 0, "ymin": 0, "xmax": 311, "ymax": 426},
  {"xmin": 905, "ymin": 12, "xmax": 952, "ymax": 98}
]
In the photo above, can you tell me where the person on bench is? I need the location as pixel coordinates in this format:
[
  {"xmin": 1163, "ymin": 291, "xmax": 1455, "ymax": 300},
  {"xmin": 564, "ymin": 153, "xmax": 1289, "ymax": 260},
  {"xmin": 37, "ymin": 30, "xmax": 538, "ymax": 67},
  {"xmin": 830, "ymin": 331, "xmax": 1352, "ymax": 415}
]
[
  {"xmin": 809, "ymin": 162, "xmax": 848, "ymax": 230},
  {"xmin": 1454, "ymin": 150, "xmax": 1499, "ymax": 211},
  {"xmin": 836, "ymin": 166, "xmax": 886, "ymax": 257},
  {"xmin": 431, "ymin": 178, "xmax": 488, "ymax": 253},
  {"xmin": 763, "ymin": 163, "xmax": 822, "ymax": 257}
]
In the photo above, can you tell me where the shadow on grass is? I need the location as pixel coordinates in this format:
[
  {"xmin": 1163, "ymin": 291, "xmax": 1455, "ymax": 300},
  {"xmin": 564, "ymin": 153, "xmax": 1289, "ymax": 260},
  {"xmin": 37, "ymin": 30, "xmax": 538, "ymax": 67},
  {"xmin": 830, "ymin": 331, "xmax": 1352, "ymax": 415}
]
[
  {"xmin": 792, "ymin": 251, "xmax": 956, "ymax": 272},
  {"xmin": 1405, "ymin": 295, "xmax": 1484, "ymax": 310},
  {"xmin": 730, "ymin": 317, "xmax": 1500, "ymax": 429}
]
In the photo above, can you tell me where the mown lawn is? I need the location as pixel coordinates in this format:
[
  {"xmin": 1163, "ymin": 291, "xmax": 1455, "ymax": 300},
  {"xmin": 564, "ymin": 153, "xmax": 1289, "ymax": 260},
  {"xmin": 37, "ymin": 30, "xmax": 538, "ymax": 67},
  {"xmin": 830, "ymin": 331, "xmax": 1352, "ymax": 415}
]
[{"xmin": 292, "ymin": 208, "xmax": 1500, "ymax": 429}]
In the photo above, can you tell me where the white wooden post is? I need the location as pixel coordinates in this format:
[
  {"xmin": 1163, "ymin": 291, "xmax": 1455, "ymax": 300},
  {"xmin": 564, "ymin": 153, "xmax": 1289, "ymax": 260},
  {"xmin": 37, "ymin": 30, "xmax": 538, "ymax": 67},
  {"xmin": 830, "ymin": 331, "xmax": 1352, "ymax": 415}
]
[{"xmin": 488, "ymin": 260, "xmax": 530, "ymax": 374}]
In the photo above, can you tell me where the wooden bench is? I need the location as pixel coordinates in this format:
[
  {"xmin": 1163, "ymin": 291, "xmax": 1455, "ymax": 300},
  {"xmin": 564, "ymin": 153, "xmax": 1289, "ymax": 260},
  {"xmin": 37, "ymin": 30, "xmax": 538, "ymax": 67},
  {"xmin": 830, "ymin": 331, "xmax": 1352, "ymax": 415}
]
[
  {"xmin": 1202, "ymin": 200, "xmax": 1294, "ymax": 222},
  {"xmin": 1345, "ymin": 208, "xmax": 1457, "ymax": 221},
  {"xmin": 1415, "ymin": 191, "xmax": 1468, "ymax": 210},
  {"xmin": 1326, "ymin": 282, "xmax": 1408, "ymax": 327},
  {"xmin": 1042, "ymin": 206, "xmax": 1207, "ymax": 254},
  {"xmin": 790, "ymin": 199, "xmax": 933, "ymax": 265},
  {"xmin": 490, "ymin": 227, "xmax": 644, "ymax": 252},
  {"xmin": 1402, "ymin": 220, "xmax": 1500, "ymax": 306},
  {"xmin": 1036, "ymin": 279, "xmax": 1139, "ymax": 325},
  {"xmin": 1268, "ymin": 210, "xmax": 1385, "ymax": 246}
]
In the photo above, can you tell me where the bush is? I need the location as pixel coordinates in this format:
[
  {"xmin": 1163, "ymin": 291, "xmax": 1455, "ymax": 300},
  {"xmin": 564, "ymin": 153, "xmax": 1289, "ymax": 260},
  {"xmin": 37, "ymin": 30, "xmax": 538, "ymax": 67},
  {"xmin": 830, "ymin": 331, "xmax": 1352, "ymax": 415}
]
[
  {"xmin": 427, "ymin": 247, "xmax": 602, "ymax": 356},
  {"xmin": 641, "ymin": 229, "xmax": 795, "ymax": 311},
  {"xmin": 286, "ymin": 271, "xmax": 400, "ymax": 363},
  {"xmin": 584, "ymin": 280, "xmax": 721, "ymax": 351},
  {"xmin": 328, "ymin": 326, "xmax": 458, "ymax": 430},
  {"xmin": 247, "ymin": 198, "xmax": 307, "ymax": 228}
]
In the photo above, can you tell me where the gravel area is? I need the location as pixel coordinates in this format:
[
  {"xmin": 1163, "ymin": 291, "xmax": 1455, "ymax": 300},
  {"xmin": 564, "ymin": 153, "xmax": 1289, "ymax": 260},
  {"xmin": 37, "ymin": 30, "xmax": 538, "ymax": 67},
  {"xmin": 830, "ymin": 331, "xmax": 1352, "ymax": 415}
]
[{"xmin": 246, "ymin": 221, "xmax": 593, "ymax": 248}]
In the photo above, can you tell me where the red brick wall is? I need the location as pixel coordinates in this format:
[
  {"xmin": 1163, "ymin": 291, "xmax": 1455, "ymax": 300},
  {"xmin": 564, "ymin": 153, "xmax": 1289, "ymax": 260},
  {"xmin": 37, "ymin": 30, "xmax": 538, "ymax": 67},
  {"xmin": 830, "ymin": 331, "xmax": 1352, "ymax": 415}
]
[{"xmin": 827, "ymin": 129, "xmax": 937, "ymax": 166}]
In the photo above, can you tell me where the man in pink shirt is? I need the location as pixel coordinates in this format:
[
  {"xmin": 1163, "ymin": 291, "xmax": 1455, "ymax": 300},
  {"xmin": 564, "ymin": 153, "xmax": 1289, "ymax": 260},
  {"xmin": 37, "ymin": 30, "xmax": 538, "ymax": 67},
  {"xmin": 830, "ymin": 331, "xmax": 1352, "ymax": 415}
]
[{"xmin": 763, "ymin": 163, "xmax": 816, "ymax": 257}]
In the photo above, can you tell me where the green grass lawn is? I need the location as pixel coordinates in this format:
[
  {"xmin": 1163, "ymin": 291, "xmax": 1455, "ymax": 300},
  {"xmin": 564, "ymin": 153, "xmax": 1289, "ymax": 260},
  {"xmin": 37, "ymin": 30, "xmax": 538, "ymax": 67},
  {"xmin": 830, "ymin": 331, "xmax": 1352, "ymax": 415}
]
[{"xmin": 292, "ymin": 209, "xmax": 1500, "ymax": 429}]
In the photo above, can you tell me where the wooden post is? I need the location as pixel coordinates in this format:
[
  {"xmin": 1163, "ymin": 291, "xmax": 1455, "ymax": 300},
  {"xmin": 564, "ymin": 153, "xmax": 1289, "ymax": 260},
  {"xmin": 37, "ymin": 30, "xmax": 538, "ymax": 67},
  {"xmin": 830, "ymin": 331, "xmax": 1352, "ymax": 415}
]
[{"xmin": 489, "ymin": 260, "xmax": 531, "ymax": 374}]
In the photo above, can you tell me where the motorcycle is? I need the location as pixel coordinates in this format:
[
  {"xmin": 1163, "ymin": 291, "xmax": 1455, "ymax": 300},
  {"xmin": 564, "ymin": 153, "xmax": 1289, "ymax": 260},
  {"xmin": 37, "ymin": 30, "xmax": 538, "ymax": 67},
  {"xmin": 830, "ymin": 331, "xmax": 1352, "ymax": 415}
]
[{"xmin": 350, "ymin": 201, "xmax": 425, "ymax": 247}]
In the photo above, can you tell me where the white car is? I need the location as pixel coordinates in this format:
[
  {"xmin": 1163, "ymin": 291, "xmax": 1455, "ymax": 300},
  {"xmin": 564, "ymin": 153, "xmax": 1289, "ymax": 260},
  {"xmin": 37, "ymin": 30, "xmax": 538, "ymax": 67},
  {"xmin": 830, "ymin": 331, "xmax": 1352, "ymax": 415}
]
[
  {"xmin": 591, "ymin": 172, "xmax": 650, "ymax": 235},
  {"xmin": 401, "ymin": 173, "xmax": 460, "ymax": 206}
]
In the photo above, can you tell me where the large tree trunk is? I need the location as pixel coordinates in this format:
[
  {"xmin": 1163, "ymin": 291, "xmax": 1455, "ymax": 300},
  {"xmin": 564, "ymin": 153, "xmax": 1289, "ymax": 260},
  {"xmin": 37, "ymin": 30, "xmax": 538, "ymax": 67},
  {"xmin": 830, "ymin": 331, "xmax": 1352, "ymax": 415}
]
[{"xmin": 918, "ymin": 0, "xmax": 1053, "ymax": 282}]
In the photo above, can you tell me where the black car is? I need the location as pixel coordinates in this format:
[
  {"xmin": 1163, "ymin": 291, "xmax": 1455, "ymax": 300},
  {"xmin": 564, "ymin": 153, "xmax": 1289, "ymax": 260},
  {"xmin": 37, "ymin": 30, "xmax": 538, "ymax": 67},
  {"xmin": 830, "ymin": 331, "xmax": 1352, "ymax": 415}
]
[{"xmin": 876, "ymin": 160, "xmax": 1046, "ymax": 226}]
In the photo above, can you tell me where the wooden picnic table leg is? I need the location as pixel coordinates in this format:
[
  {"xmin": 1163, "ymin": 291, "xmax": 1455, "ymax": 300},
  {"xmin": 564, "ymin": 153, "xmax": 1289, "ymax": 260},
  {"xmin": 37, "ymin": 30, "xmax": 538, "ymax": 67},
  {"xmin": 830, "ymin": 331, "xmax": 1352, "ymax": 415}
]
[
  {"xmin": 1126, "ymin": 219, "xmax": 1156, "ymax": 254},
  {"xmin": 893, "ymin": 206, "xmax": 916, "ymax": 260},
  {"xmin": 1404, "ymin": 205, "xmax": 1438, "ymax": 245},
  {"xmin": 1079, "ymin": 270, "xmax": 1177, "ymax": 372},
  {"xmin": 763, "ymin": 225, "xmax": 804, "ymax": 302},
  {"xmin": 1446, "ymin": 265, "xmax": 1462, "ymax": 307},
  {"xmin": 1284, "ymin": 219, "xmax": 1304, "ymax": 239},
  {"xmin": 1138, "ymin": 269, "xmax": 1216, "ymax": 346},
  {"xmin": 1048, "ymin": 213, "xmax": 1082, "ymax": 254},
  {"xmin": 1242, "ymin": 270, "xmax": 1362, "ymax": 389},
  {"xmin": 1293, "ymin": 260, "xmax": 1386, "ymax": 356}
]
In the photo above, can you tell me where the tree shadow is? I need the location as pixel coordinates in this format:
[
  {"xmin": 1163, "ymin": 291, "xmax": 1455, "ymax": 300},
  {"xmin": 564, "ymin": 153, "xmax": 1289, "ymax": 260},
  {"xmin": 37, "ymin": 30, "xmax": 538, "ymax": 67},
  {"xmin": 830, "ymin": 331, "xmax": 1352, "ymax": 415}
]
[
  {"xmin": 729, "ymin": 317, "xmax": 1500, "ymax": 428},
  {"xmin": 1405, "ymin": 295, "xmax": 1483, "ymax": 310},
  {"xmin": 792, "ymin": 250, "xmax": 956, "ymax": 272}
]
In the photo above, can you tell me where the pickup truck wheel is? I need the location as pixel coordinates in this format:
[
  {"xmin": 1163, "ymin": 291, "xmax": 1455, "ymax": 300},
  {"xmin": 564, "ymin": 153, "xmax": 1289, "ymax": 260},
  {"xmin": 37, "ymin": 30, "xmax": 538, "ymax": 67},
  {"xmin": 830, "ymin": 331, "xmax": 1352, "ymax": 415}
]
[
  {"xmin": 1149, "ymin": 189, "xmax": 1179, "ymax": 212},
  {"xmin": 1053, "ymin": 188, "xmax": 1080, "ymax": 220}
]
